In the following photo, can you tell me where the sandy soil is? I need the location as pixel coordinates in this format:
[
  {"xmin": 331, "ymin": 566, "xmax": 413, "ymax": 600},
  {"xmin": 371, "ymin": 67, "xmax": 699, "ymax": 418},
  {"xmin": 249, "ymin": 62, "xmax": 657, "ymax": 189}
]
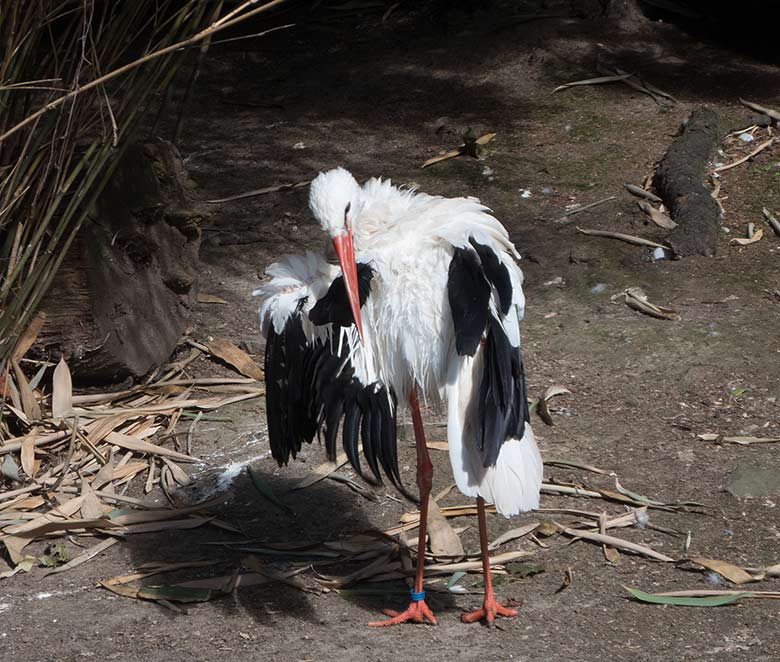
[{"xmin": 3, "ymin": 3, "xmax": 780, "ymax": 661}]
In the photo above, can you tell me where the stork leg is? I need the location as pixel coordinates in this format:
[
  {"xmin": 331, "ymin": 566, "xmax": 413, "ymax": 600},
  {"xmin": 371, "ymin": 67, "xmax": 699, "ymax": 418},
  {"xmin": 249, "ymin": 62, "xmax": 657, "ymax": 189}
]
[
  {"xmin": 461, "ymin": 496, "xmax": 519, "ymax": 625},
  {"xmin": 369, "ymin": 389, "xmax": 437, "ymax": 626}
]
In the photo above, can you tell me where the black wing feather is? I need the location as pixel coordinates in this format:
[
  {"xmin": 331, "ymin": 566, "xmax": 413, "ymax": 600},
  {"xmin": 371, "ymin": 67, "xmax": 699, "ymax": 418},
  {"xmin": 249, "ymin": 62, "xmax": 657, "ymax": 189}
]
[
  {"xmin": 478, "ymin": 316, "xmax": 529, "ymax": 467},
  {"xmin": 470, "ymin": 239, "xmax": 512, "ymax": 316},
  {"xmin": 447, "ymin": 239, "xmax": 529, "ymax": 468},
  {"xmin": 264, "ymin": 305, "xmax": 407, "ymax": 497},
  {"xmin": 448, "ymin": 247, "xmax": 491, "ymax": 356},
  {"xmin": 309, "ymin": 263, "xmax": 374, "ymax": 327}
]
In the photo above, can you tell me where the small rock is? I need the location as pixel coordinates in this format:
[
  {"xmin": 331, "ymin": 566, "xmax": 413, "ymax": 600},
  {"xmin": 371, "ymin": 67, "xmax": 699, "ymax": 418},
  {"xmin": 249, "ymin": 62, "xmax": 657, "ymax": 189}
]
[
  {"xmin": 738, "ymin": 133, "xmax": 755, "ymax": 143},
  {"xmin": 652, "ymin": 247, "xmax": 670, "ymax": 260},
  {"xmin": 726, "ymin": 463, "xmax": 780, "ymax": 497},
  {"xmin": 590, "ymin": 283, "xmax": 607, "ymax": 294},
  {"xmin": 292, "ymin": 142, "xmax": 305, "ymax": 150}
]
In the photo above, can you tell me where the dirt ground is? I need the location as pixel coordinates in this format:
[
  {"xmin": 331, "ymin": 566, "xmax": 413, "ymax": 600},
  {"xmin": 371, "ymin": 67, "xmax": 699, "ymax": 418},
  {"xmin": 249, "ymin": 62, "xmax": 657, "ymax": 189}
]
[{"xmin": 3, "ymin": 3, "xmax": 780, "ymax": 661}]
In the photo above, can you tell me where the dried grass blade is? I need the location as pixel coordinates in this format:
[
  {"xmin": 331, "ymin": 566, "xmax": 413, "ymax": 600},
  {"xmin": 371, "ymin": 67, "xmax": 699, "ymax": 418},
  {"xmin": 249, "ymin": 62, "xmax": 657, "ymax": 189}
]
[
  {"xmin": 762, "ymin": 207, "xmax": 780, "ymax": 236},
  {"xmin": 576, "ymin": 226, "xmax": 669, "ymax": 249},
  {"xmin": 739, "ymin": 98, "xmax": 780, "ymax": 122},
  {"xmin": 553, "ymin": 196, "xmax": 616, "ymax": 223},
  {"xmin": 105, "ymin": 431, "xmax": 201, "ymax": 463},
  {"xmin": 425, "ymin": 550, "xmax": 529, "ymax": 575},
  {"xmin": 206, "ymin": 180, "xmax": 309, "ymax": 204},
  {"xmin": 421, "ymin": 147, "xmax": 463, "ymax": 169},
  {"xmin": 553, "ymin": 74, "xmax": 632, "ymax": 93},
  {"xmin": 715, "ymin": 138, "xmax": 775, "ymax": 173},
  {"xmin": 556, "ymin": 523, "xmax": 674, "ymax": 562},
  {"xmin": 292, "ymin": 453, "xmax": 348, "ymax": 490}
]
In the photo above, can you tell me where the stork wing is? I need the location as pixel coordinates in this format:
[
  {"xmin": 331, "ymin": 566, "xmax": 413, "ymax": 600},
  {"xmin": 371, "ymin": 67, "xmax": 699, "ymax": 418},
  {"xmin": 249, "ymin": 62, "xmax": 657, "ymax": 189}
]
[
  {"xmin": 447, "ymin": 239, "xmax": 530, "ymax": 468},
  {"xmin": 254, "ymin": 252, "xmax": 406, "ymax": 494}
]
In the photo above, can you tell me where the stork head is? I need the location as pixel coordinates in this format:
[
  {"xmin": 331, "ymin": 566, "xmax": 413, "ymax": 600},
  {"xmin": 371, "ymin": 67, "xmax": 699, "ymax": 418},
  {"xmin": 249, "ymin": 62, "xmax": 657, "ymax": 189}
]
[{"xmin": 309, "ymin": 167, "xmax": 364, "ymax": 339}]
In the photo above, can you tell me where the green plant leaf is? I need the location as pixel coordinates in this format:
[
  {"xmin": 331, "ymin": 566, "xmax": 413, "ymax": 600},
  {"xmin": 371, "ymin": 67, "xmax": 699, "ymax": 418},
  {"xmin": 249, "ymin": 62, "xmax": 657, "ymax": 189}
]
[{"xmin": 624, "ymin": 586, "xmax": 750, "ymax": 606}]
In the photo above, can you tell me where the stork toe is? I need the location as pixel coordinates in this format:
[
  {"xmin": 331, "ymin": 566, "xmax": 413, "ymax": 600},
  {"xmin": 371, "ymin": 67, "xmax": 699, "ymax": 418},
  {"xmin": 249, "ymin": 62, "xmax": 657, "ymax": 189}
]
[
  {"xmin": 368, "ymin": 600, "xmax": 437, "ymax": 627},
  {"xmin": 461, "ymin": 597, "xmax": 518, "ymax": 625}
]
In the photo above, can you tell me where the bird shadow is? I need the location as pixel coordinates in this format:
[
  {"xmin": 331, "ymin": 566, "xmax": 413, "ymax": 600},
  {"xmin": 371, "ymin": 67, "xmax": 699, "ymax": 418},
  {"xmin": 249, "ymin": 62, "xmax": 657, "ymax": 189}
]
[{"xmin": 122, "ymin": 457, "xmax": 458, "ymax": 625}]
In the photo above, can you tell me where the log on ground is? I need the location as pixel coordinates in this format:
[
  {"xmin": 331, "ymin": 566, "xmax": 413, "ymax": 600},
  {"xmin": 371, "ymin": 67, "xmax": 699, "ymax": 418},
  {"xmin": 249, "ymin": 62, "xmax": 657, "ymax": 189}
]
[{"xmin": 654, "ymin": 108, "xmax": 723, "ymax": 257}]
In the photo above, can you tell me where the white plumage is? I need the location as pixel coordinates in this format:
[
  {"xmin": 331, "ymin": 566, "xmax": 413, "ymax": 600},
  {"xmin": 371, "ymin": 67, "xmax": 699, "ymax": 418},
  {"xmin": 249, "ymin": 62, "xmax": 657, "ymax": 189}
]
[
  {"xmin": 255, "ymin": 167, "xmax": 542, "ymax": 626},
  {"xmin": 255, "ymin": 169, "xmax": 541, "ymax": 516}
]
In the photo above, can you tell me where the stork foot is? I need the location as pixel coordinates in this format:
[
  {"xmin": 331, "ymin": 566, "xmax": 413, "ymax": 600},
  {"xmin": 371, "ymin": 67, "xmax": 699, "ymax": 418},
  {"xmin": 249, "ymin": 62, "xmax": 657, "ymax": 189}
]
[
  {"xmin": 368, "ymin": 600, "xmax": 437, "ymax": 627},
  {"xmin": 461, "ymin": 596, "xmax": 518, "ymax": 625}
]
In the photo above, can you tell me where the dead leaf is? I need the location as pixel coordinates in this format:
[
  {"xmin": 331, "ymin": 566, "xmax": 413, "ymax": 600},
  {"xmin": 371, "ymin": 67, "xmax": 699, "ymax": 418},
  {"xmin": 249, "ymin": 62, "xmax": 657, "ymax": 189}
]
[
  {"xmin": 12, "ymin": 361, "xmax": 41, "ymax": 421},
  {"xmin": 624, "ymin": 287, "xmax": 678, "ymax": 321},
  {"xmin": 80, "ymin": 481, "xmax": 105, "ymax": 520},
  {"xmin": 426, "ymin": 441, "xmax": 449, "ymax": 451},
  {"xmin": 197, "ymin": 293, "xmax": 229, "ymax": 304},
  {"xmin": 488, "ymin": 522, "xmax": 539, "ymax": 550},
  {"xmin": 161, "ymin": 457, "xmax": 191, "ymax": 486},
  {"xmin": 535, "ymin": 385, "xmax": 571, "ymax": 426},
  {"xmin": 205, "ymin": 337, "xmax": 263, "ymax": 379},
  {"xmin": 624, "ymin": 183, "xmax": 662, "ymax": 203},
  {"xmin": 690, "ymin": 557, "xmax": 758, "ymax": 585},
  {"xmin": 10, "ymin": 312, "xmax": 46, "ymax": 364},
  {"xmin": 637, "ymin": 200, "xmax": 677, "ymax": 229},
  {"xmin": 730, "ymin": 227, "xmax": 764, "ymax": 246},
  {"xmin": 20, "ymin": 433, "xmax": 36, "ymax": 478},
  {"xmin": 427, "ymin": 499, "xmax": 465, "ymax": 557},
  {"xmin": 51, "ymin": 357, "xmax": 73, "ymax": 419},
  {"xmin": 421, "ymin": 131, "xmax": 496, "ymax": 168},
  {"xmin": 555, "ymin": 567, "xmax": 573, "ymax": 593}
]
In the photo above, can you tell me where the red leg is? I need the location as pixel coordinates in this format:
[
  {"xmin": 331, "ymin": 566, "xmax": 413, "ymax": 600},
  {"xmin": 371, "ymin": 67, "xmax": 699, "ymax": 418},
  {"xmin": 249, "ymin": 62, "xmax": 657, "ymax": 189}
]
[
  {"xmin": 461, "ymin": 496, "xmax": 519, "ymax": 625},
  {"xmin": 369, "ymin": 389, "xmax": 437, "ymax": 626}
]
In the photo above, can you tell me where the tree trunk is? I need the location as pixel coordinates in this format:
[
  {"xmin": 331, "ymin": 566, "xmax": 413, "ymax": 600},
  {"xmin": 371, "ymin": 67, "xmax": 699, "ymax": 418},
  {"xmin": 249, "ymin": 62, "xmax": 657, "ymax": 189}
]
[{"xmin": 37, "ymin": 141, "xmax": 201, "ymax": 383}]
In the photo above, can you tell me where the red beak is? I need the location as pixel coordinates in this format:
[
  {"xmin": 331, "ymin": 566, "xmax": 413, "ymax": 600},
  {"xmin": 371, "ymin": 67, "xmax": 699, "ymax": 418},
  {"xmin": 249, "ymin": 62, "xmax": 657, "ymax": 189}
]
[{"xmin": 332, "ymin": 230, "xmax": 364, "ymax": 341}]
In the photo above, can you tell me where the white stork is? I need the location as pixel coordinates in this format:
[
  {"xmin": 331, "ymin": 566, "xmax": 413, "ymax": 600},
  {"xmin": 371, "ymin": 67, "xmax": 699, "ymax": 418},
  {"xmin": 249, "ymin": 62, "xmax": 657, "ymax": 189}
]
[{"xmin": 254, "ymin": 167, "xmax": 543, "ymax": 626}]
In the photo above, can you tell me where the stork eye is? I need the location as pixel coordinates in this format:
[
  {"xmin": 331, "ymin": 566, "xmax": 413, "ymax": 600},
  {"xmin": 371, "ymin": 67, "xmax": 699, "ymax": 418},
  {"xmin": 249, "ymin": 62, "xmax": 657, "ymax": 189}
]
[{"xmin": 344, "ymin": 201, "xmax": 351, "ymax": 229}]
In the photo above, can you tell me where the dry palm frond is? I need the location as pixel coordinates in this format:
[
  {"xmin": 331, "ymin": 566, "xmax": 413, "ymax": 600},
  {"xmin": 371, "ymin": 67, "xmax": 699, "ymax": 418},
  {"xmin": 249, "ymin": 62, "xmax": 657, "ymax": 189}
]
[{"xmin": 0, "ymin": 0, "xmax": 285, "ymax": 372}]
